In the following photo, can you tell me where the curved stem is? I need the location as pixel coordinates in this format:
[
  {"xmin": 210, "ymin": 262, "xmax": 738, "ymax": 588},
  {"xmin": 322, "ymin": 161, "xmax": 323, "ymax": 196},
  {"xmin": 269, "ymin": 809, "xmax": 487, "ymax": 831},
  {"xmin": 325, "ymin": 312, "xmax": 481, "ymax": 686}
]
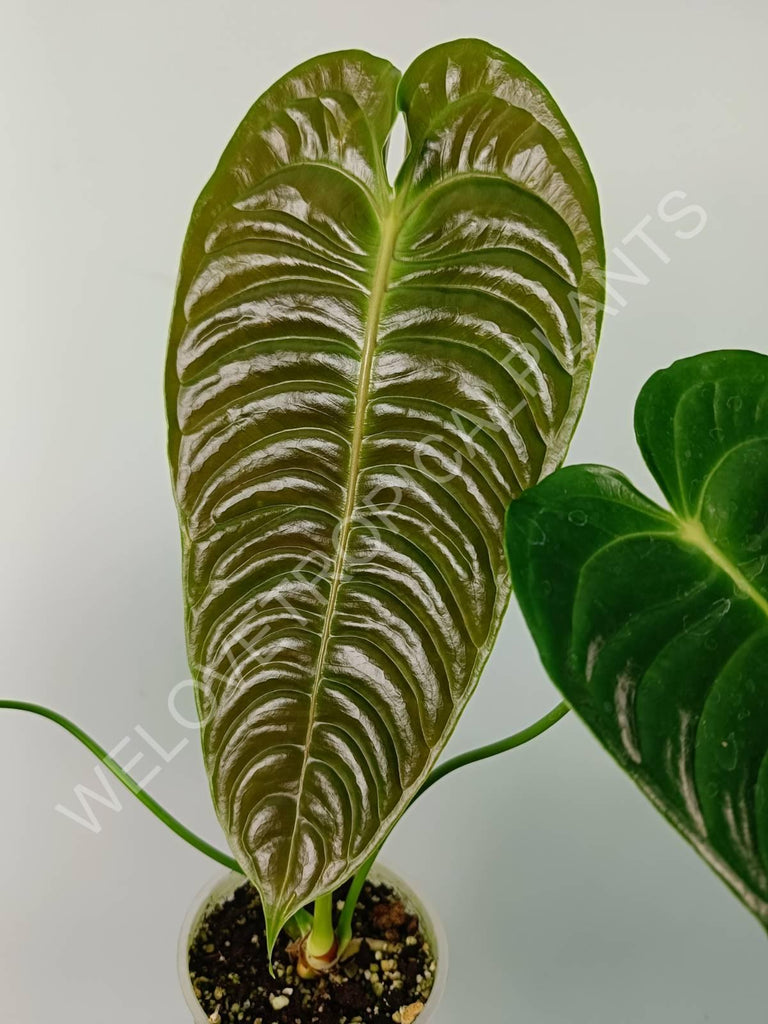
[
  {"xmin": 337, "ymin": 700, "xmax": 570, "ymax": 948},
  {"xmin": 417, "ymin": 699, "xmax": 570, "ymax": 798},
  {"xmin": 3, "ymin": 697, "xmax": 570, "ymax": 951},
  {"xmin": 0, "ymin": 700, "xmax": 243, "ymax": 875}
]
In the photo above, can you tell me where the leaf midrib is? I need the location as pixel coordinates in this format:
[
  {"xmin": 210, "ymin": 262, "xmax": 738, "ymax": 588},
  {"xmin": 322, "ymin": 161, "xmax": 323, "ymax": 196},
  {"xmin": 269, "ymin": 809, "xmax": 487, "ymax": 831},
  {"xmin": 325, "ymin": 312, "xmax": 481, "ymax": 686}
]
[
  {"xmin": 278, "ymin": 197, "xmax": 403, "ymax": 900},
  {"xmin": 679, "ymin": 517, "xmax": 768, "ymax": 621}
]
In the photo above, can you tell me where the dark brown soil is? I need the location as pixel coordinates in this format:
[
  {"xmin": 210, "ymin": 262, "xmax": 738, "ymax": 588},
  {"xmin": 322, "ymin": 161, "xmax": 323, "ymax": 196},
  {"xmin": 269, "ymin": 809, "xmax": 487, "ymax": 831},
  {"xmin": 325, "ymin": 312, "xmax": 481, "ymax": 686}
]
[{"xmin": 188, "ymin": 877, "xmax": 436, "ymax": 1024}]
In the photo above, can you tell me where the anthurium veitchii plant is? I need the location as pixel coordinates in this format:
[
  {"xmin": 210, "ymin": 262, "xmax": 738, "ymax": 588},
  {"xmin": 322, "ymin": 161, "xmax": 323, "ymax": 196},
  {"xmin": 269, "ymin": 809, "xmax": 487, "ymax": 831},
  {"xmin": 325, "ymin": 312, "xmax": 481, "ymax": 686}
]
[{"xmin": 5, "ymin": 37, "xmax": 765, "ymax": 1017}]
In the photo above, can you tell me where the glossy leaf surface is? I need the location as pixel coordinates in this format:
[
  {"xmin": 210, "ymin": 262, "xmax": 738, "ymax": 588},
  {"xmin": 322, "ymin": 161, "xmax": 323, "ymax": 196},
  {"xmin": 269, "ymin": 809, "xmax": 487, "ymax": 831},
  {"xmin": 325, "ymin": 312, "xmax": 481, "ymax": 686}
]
[
  {"xmin": 166, "ymin": 38, "xmax": 604, "ymax": 939},
  {"xmin": 506, "ymin": 350, "xmax": 768, "ymax": 927}
]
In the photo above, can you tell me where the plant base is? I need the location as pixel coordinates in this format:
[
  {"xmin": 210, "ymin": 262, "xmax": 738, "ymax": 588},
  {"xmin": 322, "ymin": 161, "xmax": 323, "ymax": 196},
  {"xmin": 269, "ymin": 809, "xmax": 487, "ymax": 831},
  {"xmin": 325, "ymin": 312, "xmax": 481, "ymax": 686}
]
[{"xmin": 179, "ymin": 865, "xmax": 447, "ymax": 1024}]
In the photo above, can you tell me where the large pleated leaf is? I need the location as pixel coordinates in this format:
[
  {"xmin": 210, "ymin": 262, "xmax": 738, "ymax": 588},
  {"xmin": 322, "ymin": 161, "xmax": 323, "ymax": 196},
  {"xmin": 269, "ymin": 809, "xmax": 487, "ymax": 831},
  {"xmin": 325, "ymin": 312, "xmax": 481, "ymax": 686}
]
[
  {"xmin": 166, "ymin": 38, "xmax": 604, "ymax": 941},
  {"xmin": 506, "ymin": 349, "xmax": 768, "ymax": 928}
]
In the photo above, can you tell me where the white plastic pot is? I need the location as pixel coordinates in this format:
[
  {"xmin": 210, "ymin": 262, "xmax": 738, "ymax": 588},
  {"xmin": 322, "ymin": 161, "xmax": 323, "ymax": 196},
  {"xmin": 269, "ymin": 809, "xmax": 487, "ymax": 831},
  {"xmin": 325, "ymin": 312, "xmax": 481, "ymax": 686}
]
[{"xmin": 179, "ymin": 862, "xmax": 448, "ymax": 1023}]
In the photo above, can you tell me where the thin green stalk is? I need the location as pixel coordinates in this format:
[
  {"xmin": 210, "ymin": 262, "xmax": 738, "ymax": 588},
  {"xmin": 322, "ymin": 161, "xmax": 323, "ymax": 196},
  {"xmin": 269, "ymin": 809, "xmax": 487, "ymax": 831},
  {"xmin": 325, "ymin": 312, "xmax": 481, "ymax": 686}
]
[
  {"xmin": 337, "ymin": 848, "xmax": 377, "ymax": 951},
  {"xmin": 306, "ymin": 892, "xmax": 336, "ymax": 958},
  {"xmin": 417, "ymin": 699, "xmax": 570, "ymax": 798},
  {"xmin": 1, "ymin": 699, "xmax": 310, "ymax": 942},
  {"xmin": 0, "ymin": 700, "xmax": 242, "ymax": 873},
  {"xmin": 336, "ymin": 700, "xmax": 570, "ymax": 949},
  {"xmin": 3, "ymin": 697, "xmax": 569, "ymax": 952}
]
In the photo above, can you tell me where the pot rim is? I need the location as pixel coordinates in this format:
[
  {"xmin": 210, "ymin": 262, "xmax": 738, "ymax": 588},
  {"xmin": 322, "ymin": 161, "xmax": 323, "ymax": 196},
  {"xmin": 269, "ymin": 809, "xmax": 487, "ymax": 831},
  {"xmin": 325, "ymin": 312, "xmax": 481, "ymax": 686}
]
[{"xmin": 178, "ymin": 860, "xmax": 448, "ymax": 1023}]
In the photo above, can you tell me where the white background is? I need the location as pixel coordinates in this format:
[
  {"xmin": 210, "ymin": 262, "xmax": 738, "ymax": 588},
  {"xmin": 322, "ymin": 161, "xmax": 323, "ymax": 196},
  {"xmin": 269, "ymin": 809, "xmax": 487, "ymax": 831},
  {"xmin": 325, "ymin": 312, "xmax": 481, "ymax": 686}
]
[{"xmin": 1, "ymin": 1, "xmax": 766, "ymax": 1021}]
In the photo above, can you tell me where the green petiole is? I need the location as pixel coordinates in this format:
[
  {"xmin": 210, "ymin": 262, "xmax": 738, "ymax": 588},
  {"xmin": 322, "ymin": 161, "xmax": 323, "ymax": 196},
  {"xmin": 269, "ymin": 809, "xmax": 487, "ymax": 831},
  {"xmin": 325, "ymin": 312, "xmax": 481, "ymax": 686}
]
[
  {"xmin": 0, "ymin": 696, "xmax": 569, "ymax": 949},
  {"xmin": 336, "ymin": 698, "xmax": 571, "ymax": 949},
  {"xmin": 0, "ymin": 700, "xmax": 242, "ymax": 873}
]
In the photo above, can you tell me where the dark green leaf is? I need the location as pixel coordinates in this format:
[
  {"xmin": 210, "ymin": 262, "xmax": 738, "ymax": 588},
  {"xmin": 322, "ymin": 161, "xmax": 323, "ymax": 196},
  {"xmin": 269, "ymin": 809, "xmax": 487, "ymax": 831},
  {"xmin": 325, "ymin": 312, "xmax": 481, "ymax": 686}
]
[
  {"xmin": 166, "ymin": 38, "xmax": 604, "ymax": 941},
  {"xmin": 506, "ymin": 349, "xmax": 768, "ymax": 927}
]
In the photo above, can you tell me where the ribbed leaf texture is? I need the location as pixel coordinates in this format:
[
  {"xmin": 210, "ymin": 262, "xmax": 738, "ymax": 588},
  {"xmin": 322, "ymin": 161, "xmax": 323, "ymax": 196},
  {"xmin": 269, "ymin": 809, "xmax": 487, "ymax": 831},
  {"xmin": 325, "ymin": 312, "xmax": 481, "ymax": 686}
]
[
  {"xmin": 166, "ymin": 38, "xmax": 604, "ymax": 941},
  {"xmin": 507, "ymin": 350, "xmax": 768, "ymax": 929}
]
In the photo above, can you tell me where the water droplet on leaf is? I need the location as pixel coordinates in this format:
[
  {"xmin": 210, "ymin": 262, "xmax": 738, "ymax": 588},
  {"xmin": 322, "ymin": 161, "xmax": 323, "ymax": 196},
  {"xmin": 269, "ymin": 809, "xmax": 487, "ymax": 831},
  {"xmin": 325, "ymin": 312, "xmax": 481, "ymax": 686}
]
[{"xmin": 717, "ymin": 733, "xmax": 738, "ymax": 771}]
